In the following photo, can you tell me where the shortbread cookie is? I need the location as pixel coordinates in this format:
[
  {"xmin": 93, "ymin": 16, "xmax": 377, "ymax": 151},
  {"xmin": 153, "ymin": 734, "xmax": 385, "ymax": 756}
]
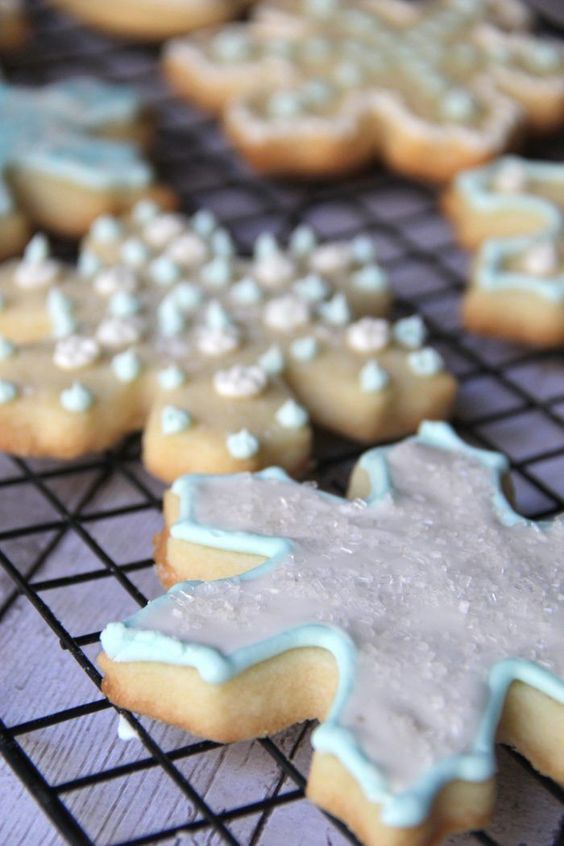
[
  {"xmin": 0, "ymin": 78, "xmax": 173, "ymax": 259},
  {"xmin": 53, "ymin": 0, "xmax": 257, "ymax": 41},
  {"xmin": 445, "ymin": 156, "xmax": 564, "ymax": 346},
  {"xmin": 99, "ymin": 421, "xmax": 564, "ymax": 846},
  {"xmin": 163, "ymin": 0, "xmax": 564, "ymax": 181},
  {"xmin": 0, "ymin": 0, "xmax": 27, "ymax": 51},
  {"xmin": 0, "ymin": 204, "xmax": 456, "ymax": 481}
]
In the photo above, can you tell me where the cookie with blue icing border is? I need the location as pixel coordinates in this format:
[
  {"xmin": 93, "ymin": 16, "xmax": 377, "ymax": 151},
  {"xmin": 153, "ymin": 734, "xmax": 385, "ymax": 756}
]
[
  {"xmin": 99, "ymin": 421, "xmax": 564, "ymax": 846},
  {"xmin": 0, "ymin": 78, "xmax": 174, "ymax": 260},
  {"xmin": 52, "ymin": 0, "xmax": 257, "ymax": 41},
  {"xmin": 163, "ymin": 0, "xmax": 563, "ymax": 181},
  {"xmin": 0, "ymin": 204, "xmax": 456, "ymax": 481},
  {"xmin": 445, "ymin": 155, "xmax": 564, "ymax": 346}
]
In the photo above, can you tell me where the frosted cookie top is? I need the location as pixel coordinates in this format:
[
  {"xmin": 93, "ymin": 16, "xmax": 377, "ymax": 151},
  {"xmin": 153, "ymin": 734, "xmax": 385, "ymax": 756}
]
[
  {"xmin": 166, "ymin": 0, "xmax": 563, "ymax": 162},
  {"xmin": 101, "ymin": 421, "xmax": 564, "ymax": 826}
]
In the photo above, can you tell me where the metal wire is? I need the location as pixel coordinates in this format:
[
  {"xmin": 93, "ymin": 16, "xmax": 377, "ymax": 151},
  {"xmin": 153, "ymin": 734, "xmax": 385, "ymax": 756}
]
[{"xmin": 0, "ymin": 2, "xmax": 563, "ymax": 844}]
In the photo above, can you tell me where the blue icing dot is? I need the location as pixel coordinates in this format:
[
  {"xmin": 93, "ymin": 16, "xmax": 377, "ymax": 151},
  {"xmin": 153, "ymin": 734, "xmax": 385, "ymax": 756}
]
[
  {"xmin": 528, "ymin": 42, "xmax": 560, "ymax": 72},
  {"xmin": 291, "ymin": 336, "xmax": 318, "ymax": 361},
  {"xmin": 112, "ymin": 349, "xmax": 142, "ymax": 383},
  {"xmin": 172, "ymin": 282, "xmax": 203, "ymax": 312},
  {"xmin": 161, "ymin": 405, "xmax": 192, "ymax": 435},
  {"xmin": 0, "ymin": 336, "xmax": 16, "ymax": 359},
  {"xmin": 109, "ymin": 291, "xmax": 141, "ymax": 318},
  {"xmin": 393, "ymin": 316, "xmax": 426, "ymax": 349},
  {"xmin": 0, "ymin": 379, "xmax": 18, "ymax": 404},
  {"xmin": 275, "ymin": 399, "xmax": 309, "ymax": 429},
  {"xmin": 24, "ymin": 233, "xmax": 50, "ymax": 263},
  {"xmin": 91, "ymin": 215, "xmax": 122, "ymax": 243},
  {"xmin": 226, "ymin": 429, "xmax": 260, "ymax": 460},
  {"xmin": 408, "ymin": 347, "xmax": 444, "ymax": 376},
  {"xmin": 47, "ymin": 289, "xmax": 76, "ymax": 339},
  {"xmin": 318, "ymin": 292, "xmax": 351, "ymax": 326},
  {"xmin": 259, "ymin": 344, "xmax": 285, "ymax": 375},
  {"xmin": 191, "ymin": 209, "xmax": 217, "ymax": 237},
  {"xmin": 267, "ymin": 91, "xmax": 303, "ymax": 118},
  {"xmin": 158, "ymin": 297, "xmax": 185, "ymax": 337},
  {"xmin": 231, "ymin": 277, "xmax": 262, "ymax": 305},
  {"xmin": 78, "ymin": 249, "xmax": 101, "ymax": 277},
  {"xmin": 158, "ymin": 365, "xmax": 186, "ymax": 391},
  {"xmin": 359, "ymin": 360, "xmax": 390, "ymax": 393},
  {"xmin": 351, "ymin": 235, "xmax": 377, "ymax": 264},
  {"xmin": 212, "ymin": 31, "xmax": 251, "ymax": 62},
  {"xmin": 149, "ymin": 256, "xmax": 180, "ymax": 287},
  {"xmin": 60, "ymin": 382, "xmax": 93, "ymax": 413},
  {"xmin": 132, "ymin": 200, "xmax": 159, "ymax": 224},
  {"xmin": 294, "ymin": 273, "xmax": 329, "ymax": 303},
  {"xmin": 211, "ymin": 229, "xmax": 235, "ymax": 258},
  {"xmin": 352, "ymin": 265, "xmax": 388, "ymax": 292},
  {"xmin": 121, "ymin": 238, "xmax": 150, "ymax": 267},
  {"xmin": 206, "ymin": 301, "xmax": 232, "ymax": 330},
  {"xmin": 201, "ymin": 256, "xmax": 232, "ymax": 288},
  {"xmin": 254, "ymin": 232, "xmax": 279, "ymax": 260},
  {"xmin": 290, "ymin": 225, "xmax": 317, "ymax": 257},
  {"xmin": 441, "ymin": 89, "xmax": 476, "ymax": 122}
]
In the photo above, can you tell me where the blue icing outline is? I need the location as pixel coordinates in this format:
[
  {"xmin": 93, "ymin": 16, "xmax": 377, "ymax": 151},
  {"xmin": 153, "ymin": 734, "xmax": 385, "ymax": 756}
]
[
  {"xmin": 455, "ymin": 156, "xmax": 564, "ymax": 302},
  {"xmin": 101, "ymin": 421, "xmax": 564, "ymax": 829},
  {"xmin": 0, "ymin": 79, "xmax": 152, "ymax": 219}
]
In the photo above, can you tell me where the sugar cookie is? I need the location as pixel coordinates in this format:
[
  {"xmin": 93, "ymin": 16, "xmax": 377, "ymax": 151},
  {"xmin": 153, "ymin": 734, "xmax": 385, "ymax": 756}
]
[
  {"xmin": 163, "ymin": 0, "xmax": 563, "ymax": 181},
  {"xmin": 0, "ymin": 205, "xmax": 456, "ymax": 481},
  {"xmin": 100, "ymin": 421, "xmax": 564, "ymax": 846},
  {"xmin": 0, "ymin": 0, "xmax": 27, "ymax": 51},
  {"xmin": 0, "ymin": 78, "xmax": 174, "ymax": 260},
  {"xmin": 53, "ymin": 0, "xmax": 257, "ymax": 41},
  {"xmin": 445, "ymin": 155, "xmax": 564, "ymax": 346}
]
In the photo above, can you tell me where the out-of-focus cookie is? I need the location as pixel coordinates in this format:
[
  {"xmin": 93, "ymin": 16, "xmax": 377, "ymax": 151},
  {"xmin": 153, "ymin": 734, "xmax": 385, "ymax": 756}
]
[
  {"xmin": 445, "ymin": 155, "xmax": 564, "ymax": 346},
  {"xmin": 0, "ymin": 78, "xmax": 174, "ymax": 259},
  {"xmin": 53, "ymin": 0, "xmax": 257, "ymax": 41},
  {"xmin": 100, "ymin": 421, "xmax": 564, "ymax": 846},
  {"xmin": 0, "ymin": 0, "xmax": 27, "ymax": 51},
  {"xmin": 164, "ymin": 0, "xmax": 563, "ymax": 181},
  {"xmin": 0, "ymin": 204, "xmax": 456, "ymax": 480}
]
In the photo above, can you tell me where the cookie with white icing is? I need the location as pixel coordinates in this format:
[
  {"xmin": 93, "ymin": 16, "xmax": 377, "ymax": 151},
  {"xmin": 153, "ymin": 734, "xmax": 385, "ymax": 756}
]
[
  {"xmin": 163, "ymin": 0, "xmax": 563, "ymax": 181},
  {"xmin": 52, "ymin": 0, "xmax": 257, "ymax": 41},
  {"xmin": 445, "ymin": 155, "xmax": 564, "ymax": 346},
  {"xmin": 0, "ymin": 0, "xmax": 27, "ymax": 51},
  {"xmin": 99, "ymin": 421, "xmax": 564, "ymax": 846},
  {"xmin": 0, "ymin": 204, "xmax": 455, "ymax": 481},
  {"xmin": 0, "ymin": 79, "xmax": 174, "ymax": 260}
]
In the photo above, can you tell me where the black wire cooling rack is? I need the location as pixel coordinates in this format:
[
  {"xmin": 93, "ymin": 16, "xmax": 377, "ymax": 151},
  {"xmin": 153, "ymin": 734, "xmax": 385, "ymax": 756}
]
[{"xmin": 1, "ymin": 2, "xmax": 563, "ymax": 845}]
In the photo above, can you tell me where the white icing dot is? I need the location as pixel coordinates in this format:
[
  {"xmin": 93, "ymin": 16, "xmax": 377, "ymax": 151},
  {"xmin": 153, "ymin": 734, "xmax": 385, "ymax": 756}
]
[
  {"xmin": 96, "ymin": 317, "xmax": 144, "ymax": 349},
  {"xmin": 254, "ymin": 253, "xmax": 295, "ymax": 288},
  {"xmin": 347, "ymin": 318, "xmax": 390, "ymax": 353},
  {"xmin": 521, "ymin": 240, "xmax": 559, "ymax": 277},
  {"xmin": 293, "ymin": 274, "xmax": 329, "ymax": 303},
  {"xmin": 226, "ymin": 429, "xmax": 260, "ymax": 460},
  {"xmin": 197, "ymin": 326, "xmax": 240, "ymax": 356},
  {"xmin": 231, "ymin": 277, "xmax": 263, "ymax": 305},
  {"xmin": 120, "ymin": 238, "xmax": 150, "ymax": 268},
  {"xmin": 309, "ymin": 243, "xmax": 351, "ymax": 275},
  {"xmin": 90, "ymin": 215, "xmax": 122, "ymax": 243},
  {"xmin": 263, "ymin": 295, "xmax": 310, "ymax": 332},
  {"xmin": 94, "ymin": 266, "xmax": 138, "ymax": 297},
  {"xmin": 15, "ymin": 237, "xmax": 59, "ymax": 289},
  {"xmin": 132, "ymin": 200, "xmax": 159, "ymax": 225},
  {"xmin": 213, "ymin": 365, "xmax": 268, "ymax": 399},
  {"xmin": 493, "ymin": 159, "xmax": 526, "ymax": 194},
  {"xmin": 166, "ymin": 233, "xmax": 208, "ymax": 267},
  {"xmin": 53, "ymin": 336, "xmax": 100, "ymax": 371},
  {"xmin": 143, "ymin": 214, "xmax": 185, "ymax": 249}
]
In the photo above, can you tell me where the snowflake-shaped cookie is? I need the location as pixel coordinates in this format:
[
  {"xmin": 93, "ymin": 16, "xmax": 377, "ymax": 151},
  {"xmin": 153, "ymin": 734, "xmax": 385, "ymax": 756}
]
[
  {"xmin": 0, "ymin": 0, "xmax": 27, "ymax": 51},
  {"xmin": 163, "ymin": 0, "xmax": 564, "ymax": 181},
  {"xmin": 0, "ymin": 203, "xmax": 456, "ymax": 481},
  {"xmin": 445, "ymin": 155, "xmax": 564, "ymax": 346},
  {"xmin": 53, "ymin": 0, "xmax": 258, "ymax": 41},
  {"xmin": 100, "ymin": 421, "xmax": 564, "ymax": 845},
  {"xmin": 0, "ymin": 78, "xmax": 171, "ymax": 260}
]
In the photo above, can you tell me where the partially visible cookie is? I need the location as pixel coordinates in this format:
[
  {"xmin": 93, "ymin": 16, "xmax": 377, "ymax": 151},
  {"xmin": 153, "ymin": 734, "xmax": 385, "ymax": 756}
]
[
  {"xmin": 100, "ymin": 421, "xmax": 564, "ymax": 846},
  {"xmin": 0, "ymin": 0, "xmax": 27, "ymax": 52},
  {"xmin": 0, "ymin": 78, "xmax": 174, "ymax": 259},
  {"xmin": 0, "ymin": 204, "xmax": 456, "ymax": 480},
  {"xmin": 444, "ymin": 156, "xmax": 564, "ymax": 347},
  {"xmin": 163, "ymin": 0, "xmax": 563, "ymax": 181},
  {"xmin": 52, "ymin": 0, "xmax": 257, "ymax": 41}
]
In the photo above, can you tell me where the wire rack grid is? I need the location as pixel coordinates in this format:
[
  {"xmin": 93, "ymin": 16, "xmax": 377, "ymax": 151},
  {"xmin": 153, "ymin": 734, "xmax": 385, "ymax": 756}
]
[{"xmin": 0, "ymin": 2, "xmax": 563, "ymax": 845}]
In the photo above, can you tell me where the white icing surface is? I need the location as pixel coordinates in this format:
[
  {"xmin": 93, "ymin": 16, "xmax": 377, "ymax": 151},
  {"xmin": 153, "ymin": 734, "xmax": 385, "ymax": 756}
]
[
  {"xmin": 213, "ymin": 364, "xmax": 268, "ymax": 399},
  {"xmin": 346, "ymin": 317, "xmax": 390, "ymax": 353},
  {"xmin": 53, "ymin": 335, "xmax": 100, "ymax": 370},
  {"xmin": 134, "ymin": 441, "xmax": 563, "ymax": 794}
]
